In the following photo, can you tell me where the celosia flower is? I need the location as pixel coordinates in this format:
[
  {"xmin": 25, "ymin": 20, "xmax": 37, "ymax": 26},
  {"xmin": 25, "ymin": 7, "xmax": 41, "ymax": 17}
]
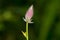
[
  {"xmin": 23, "ymin": 5, "xmax": 33, "ymax": 23},
  {"xmin": 22, "ymin": 5, "xmax": 34, "ymax": 40}
]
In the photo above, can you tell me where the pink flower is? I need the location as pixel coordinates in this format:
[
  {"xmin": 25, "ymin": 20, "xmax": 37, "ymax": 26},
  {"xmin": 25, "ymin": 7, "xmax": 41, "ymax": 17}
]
[{"xmin": 23, "ymin": 5, "xmax": 33, "ymax": 23}]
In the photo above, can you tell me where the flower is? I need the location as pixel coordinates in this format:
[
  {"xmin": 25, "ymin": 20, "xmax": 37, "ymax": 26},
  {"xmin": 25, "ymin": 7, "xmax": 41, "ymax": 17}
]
[{"xmin": 23, "ymin": 5, "xmax": 33, "ymax": 23}]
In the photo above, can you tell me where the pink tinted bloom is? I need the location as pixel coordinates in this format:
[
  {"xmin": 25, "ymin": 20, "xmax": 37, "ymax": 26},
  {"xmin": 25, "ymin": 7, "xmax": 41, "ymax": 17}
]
[{"xmin": 23, "ymin": 5, "xmax": 33, "ymax": 23}]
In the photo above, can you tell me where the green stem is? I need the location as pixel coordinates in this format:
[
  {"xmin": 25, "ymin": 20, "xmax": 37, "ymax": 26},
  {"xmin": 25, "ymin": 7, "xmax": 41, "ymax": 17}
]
[{"xmin": 26, "ymin": 22, "xmax": 28, "ymax": 40}]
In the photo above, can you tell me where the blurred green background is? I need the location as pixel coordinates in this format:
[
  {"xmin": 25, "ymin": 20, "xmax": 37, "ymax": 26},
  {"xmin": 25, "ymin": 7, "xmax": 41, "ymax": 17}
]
[{"xmin": 0, "ymin": 0, "xmax": 60, "ymax": 40}]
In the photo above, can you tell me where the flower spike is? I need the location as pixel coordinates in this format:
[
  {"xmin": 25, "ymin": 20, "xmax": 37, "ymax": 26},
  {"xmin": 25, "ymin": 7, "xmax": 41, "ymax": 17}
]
[{"xmin": 23, "ymin": 5, "xmax": 33, "ymax": 23}]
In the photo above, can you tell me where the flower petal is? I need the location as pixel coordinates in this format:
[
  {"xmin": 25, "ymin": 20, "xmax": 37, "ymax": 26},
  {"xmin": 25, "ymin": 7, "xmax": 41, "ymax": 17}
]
[{"xmin": 23, "ymin": 17, "xmax": 26, "ymax": 22}]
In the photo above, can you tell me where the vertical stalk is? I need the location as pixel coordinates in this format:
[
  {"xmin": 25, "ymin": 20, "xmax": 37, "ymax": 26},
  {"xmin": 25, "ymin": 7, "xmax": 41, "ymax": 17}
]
[{"xmin": 26, "ymin": 22, "xmax": 28, "ymax": 40}]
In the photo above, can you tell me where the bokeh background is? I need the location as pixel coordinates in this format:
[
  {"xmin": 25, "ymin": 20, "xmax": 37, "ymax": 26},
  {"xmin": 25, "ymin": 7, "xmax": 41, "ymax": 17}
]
[{"xmin": 0, "ymin": 0, "xmax": 60, "ymax": 40}]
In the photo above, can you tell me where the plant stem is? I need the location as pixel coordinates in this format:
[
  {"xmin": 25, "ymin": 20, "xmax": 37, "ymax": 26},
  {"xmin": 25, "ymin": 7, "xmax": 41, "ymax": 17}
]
[{"xmin": 26, "ymin": 22, "xmax": 28, "ymax": 40}]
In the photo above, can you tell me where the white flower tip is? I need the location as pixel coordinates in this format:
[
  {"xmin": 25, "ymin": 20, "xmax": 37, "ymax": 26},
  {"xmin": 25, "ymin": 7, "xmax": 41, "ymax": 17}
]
[
  {"xmin": 30, "ymin": 5, "xmax": 33, "ymax": 9},
  {"xmin": 29, "ymin": 22, "xmax": 34, "ymax": 23}
]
